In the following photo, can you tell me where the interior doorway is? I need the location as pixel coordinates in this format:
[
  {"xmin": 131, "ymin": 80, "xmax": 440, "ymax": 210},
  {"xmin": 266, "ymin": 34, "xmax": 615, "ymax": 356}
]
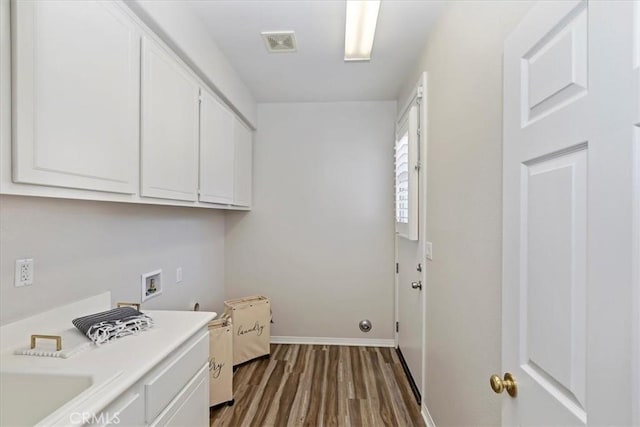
[{"xmin": 394, "ymin": 72, "xmax": 427, "ymax": 406}]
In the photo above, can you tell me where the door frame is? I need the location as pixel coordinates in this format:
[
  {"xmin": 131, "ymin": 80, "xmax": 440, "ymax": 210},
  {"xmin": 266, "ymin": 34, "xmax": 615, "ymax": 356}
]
[
  {"xmin": 394, "ymin": 71, "xmax": 428, "ymax": 407},
  {"xmin": 633, "ymin": 3, "xmax": 640, "ymax": 421}
]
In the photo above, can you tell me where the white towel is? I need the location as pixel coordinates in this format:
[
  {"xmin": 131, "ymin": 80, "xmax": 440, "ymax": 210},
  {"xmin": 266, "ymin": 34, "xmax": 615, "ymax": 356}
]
[
  {"xmin": 13, "ymin": 328, "xmax": 94, "ymax": 359},
  {"xmin": 87, "ymin": 316, "xmax": 153, "ymax": 345}
]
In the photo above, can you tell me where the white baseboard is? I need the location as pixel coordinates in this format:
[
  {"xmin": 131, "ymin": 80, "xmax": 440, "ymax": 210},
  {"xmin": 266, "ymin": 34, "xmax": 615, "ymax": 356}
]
[
  {"xmin": 422, "ymin": 402, "xmax": 436, "ymax": 427},
  {"xmin": 270, "ymin": 336, "xmax": 395, "ymax": 347}
]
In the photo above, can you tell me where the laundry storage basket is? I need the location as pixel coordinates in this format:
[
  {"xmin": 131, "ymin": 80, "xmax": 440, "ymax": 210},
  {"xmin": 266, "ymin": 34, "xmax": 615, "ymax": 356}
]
[
  {"xmin": 223, "ymin": 295, "xmax": 271, "ymax": 366},
  {"xmin": 208, "ymin": 318, "xmax": 234, "ymax": 407}
]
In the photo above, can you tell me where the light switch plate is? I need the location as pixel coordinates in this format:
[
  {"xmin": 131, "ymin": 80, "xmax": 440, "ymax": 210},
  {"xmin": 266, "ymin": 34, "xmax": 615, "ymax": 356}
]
[{"xmin": 425, "ymin": 242, "xmax": 433, "ymax": 260}]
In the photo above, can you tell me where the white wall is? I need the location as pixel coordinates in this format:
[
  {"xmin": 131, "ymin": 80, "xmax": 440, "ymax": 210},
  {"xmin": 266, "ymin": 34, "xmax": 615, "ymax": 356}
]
[
  {"xmin": 398, "ymin": 1, "xmax": 533, "ymax": 426},
  {"xmin": 0, "ymin": 195, "xmax": 226, "ymax": 325},
  {"xmin": 0, "ymin": 0, "xmax": 231, "ymax": 326},
  {"xmin": 125, "ymin": 0, "xmax": 257, "ymax": 128},
  {"xmin": 225, "ymin": 101, "xmax": 396, "ymax": 341}
]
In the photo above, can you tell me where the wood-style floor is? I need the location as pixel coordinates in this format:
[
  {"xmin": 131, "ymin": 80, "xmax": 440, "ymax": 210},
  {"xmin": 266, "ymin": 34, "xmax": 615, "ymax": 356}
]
[{"xmin": 210, "ymin": 344, "xmax": 425, "ymax": 427}]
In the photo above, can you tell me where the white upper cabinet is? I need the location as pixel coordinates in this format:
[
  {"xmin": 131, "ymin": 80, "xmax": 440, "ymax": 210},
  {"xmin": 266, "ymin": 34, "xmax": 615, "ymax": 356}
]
[
  {"xmin": 140, "ymin": 36, "xmax": 199, "ymax": 202},
  {"xmin": 12, "ymin": 1, "xmax": 140, "ymax": 193},
  {"xmin": 5, "ymin": 1, "xmax": 253, "ymax": 210},
  {"xmin": 199, "ymin": 90, "xmax": 235, "ymax": 205},
  {"xmin": 233, "ymin": 118, "xmax": 252, "ymax": 207}
]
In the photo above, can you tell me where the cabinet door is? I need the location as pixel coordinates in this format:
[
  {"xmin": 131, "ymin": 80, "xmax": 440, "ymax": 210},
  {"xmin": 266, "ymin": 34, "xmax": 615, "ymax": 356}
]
[
  {"xmin": 150, "ymin": 364, "xmax": 209, "ymax": 427},
  {"xmin": 233, "ymin": 119, "xmax": 252, "ymax": 207},
  {"xmin": 12, "ymin": 0, "xmax": 140, "ymax": 193},
  {"xmin": 96, "ymin": 388, "xmax": 144, "ymax": 426},
  {"xmin": 140, "ymin": 37, "xmax": 199, "ymax": 201},
  {"xmin": 199, "ymin": 90, "xmax": 234, "ymax": 204}
]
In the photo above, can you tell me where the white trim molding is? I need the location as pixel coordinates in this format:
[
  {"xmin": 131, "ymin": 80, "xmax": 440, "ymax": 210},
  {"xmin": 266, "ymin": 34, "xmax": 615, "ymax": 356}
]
[
  {"xmin": 270, "ymin": 336, "xmax": 395, "ymax": 348},
  {"xmin": 422, "ymin": 402, "xmax": 436, "ymax": 427}
]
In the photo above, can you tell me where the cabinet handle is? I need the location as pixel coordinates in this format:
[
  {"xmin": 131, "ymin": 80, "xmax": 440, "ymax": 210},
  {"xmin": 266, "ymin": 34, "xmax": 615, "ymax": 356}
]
[
  {"xmin": 30, "ymin": 334, "xmax": 62, "ymax": 351},
  {"xmin": 117, "ymin": 302, "xmax": 141, "ymax": 311}
]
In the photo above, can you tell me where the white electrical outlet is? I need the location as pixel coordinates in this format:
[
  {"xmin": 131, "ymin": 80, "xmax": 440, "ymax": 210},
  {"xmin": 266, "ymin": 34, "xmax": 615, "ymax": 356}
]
[
  {"xmin": 176, "ymin": 267, "xmax": 183, "ymax": 284},
  {"xmin": 15, "ymin": 258, "xmax": 34, "ymax": 287}
]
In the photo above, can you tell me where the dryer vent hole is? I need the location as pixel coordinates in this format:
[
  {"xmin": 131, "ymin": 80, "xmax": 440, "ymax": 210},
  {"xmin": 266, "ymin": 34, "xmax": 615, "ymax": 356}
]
[{"xmin": 359, "ymin": 319, "xmax": 372, "ymax": 333}]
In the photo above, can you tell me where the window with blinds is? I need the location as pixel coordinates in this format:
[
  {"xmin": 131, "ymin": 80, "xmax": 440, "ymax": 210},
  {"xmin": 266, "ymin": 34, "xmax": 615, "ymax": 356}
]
[
  {"xmin": 395, "ymin": 132, "xmax": 409, "ymax": 224},
  {"xmin": 395, "ymin": 105, "xmax": 418, "ymax": 240}
]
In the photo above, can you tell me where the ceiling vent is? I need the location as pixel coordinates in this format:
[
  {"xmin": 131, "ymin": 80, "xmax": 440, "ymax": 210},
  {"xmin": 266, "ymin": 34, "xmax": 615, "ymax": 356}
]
[{"xmin": 261, "ymin": 31, "xmax": 297, "ymax": 53}]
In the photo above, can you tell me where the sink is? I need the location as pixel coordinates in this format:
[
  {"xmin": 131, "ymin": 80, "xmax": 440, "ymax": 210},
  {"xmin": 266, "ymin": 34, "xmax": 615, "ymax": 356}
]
[{"xmin": 0, "ymin": 372, "xmax": 93, "ymax": 426}]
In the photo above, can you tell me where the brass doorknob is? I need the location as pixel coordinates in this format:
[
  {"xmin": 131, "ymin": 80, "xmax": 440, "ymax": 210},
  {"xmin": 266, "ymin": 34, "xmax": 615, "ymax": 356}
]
[{"xmin": 490, "ymin": 372, "xmax": 517, "ymax": 397}]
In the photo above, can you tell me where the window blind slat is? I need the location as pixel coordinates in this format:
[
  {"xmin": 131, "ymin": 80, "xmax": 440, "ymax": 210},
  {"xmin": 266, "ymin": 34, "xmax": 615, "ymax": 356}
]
[{"xmin": 395, "ymin": 132, "xmax": 410, "ymax": 224}]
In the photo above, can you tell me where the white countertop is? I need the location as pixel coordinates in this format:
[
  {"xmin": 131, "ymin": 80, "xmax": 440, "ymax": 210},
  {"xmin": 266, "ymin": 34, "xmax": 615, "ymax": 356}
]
[{"xmin": 0, "ymin": 294, "xmax": 215, "ymax": 426}]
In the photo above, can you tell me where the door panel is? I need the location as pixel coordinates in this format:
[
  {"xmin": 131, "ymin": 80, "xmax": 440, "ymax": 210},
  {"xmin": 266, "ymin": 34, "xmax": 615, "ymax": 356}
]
[
  {"xmin": 523, "ymin": 4, "xmax": 587, "ymax": 122},
  {"xmin": 199, "ymin": 90, "xmax": 235, "ymax": 205},
  {"xmin": 140, "ymin": 37, "xmax": 199, "ymax": 202},
  {"xmin": 233, "ymin": 118, "xmax": 252, "ymax": 207},
  {"xmin": 12, "ymin": 0, "xmax": 139, "ymax": 193},
  {"xmin": 396, "ymin": 237, "xmax": 422, "ymax": 398},
  {"xmin": 503, "ymin": 1, "xmax": 637, "ymax": 425},
  {"xmin": 523, "ymin": 147, "xmax": 586, "ymax": 411}
]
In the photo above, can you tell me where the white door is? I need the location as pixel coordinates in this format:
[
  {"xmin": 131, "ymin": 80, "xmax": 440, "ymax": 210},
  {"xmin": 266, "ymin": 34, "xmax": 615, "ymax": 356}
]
[
  {"xmin": 140, "ymin": 36, "xmax": 199, "ymax": 202},
  {"xmin": 199, "ymin": 89, "xmax": 235, "ymax": 205},
  {"xmin": 12, "ymin": 0, "xmax": 140, "ymax": 194},
  {"xmin": 233, "ymin": 118, "xmax": 253, "ymax": 208},
  {"xmin": 396, "ymin": 235, "xmax": 423, "ymax": 402},
  {"xmin": 396, "ymin": 79, "xmax": 426, "ymax": 403},
  {"xmin": 502, "ymin": 1, "xmax": 638, "ymax": 425}
]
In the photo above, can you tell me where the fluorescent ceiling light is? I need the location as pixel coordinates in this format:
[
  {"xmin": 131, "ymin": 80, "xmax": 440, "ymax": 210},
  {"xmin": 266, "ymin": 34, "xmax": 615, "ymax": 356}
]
[{"xmin": 344, "ymin": 0, "xmax": 381, "ymax": 61}]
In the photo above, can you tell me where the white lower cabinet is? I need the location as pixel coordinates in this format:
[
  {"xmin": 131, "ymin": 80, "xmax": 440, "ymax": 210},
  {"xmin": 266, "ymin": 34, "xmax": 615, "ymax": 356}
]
[
  {"xmin": 96, "ymin": 329, "xmax": 209, "ymax": 427},
  {"xmin": 97, "ymin": 389, "xmax": 145, "ymax": 426},
  {"xmin": 149, "ymin": 365, "xmax": 208, "ymax": 427},
  {"xmin": 144, "ymin": 330, "xmax": 209, "ymax": 423}
]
